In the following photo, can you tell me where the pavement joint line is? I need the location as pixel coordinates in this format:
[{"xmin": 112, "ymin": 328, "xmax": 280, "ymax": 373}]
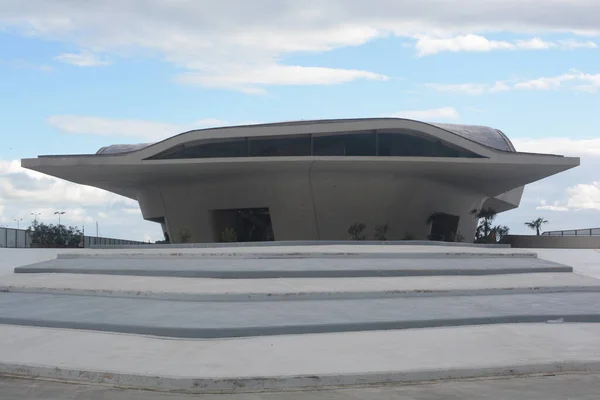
[
  {"xmin": 55, "ymin": 252, "xmax": 538, "ymax": 259},
  {"xmin": 1, "ymin": 361, "xmax": 599, "ymax": 393},
  {"xmin": 87, "ymin": 240, "xmax": 512, "ymax": 249},
  {"xmin": 2, "ymin": 315, "xmax": 600, "ymax": 339},
  {"xmin": 2, "ymin": 285, "xmax": 600, "ymax": 302},
  {"xmin": 13, "ymin": 266, "xmax": 574, "ymax": 278}
]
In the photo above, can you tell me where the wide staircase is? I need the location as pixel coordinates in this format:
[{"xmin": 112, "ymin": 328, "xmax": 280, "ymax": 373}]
[
  {"xmin": 3, "ymin": 244, "xmax": 600, "ymax": 339},
  {"xmin": 1, "ymin": 243, "xmax": 600, "ymax": 392}
]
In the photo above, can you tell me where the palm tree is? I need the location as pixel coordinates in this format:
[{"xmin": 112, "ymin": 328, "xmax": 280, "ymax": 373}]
[
  {"xmin": 525, "ymin": 217, "xmax": 548, "ymax": 236},
  {"xmin": 491, "ymin": 225, "xmax": 510, "ymax": 243},
  {"xmin": 476, "ymin": 208, "xmax": 497, "ymax": 240}
]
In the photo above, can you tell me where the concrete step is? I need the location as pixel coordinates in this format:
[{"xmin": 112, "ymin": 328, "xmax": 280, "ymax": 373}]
[
  {"xmin": 56, "ymin": 251, "xmax": 536, "ymax": 259},
  {"xmin": 14, "ymin": 256, "xmax": 572, "ymax": 278},
  {"xmin": 2, "ymin": 323, "xmax": 600, "ymax": 393},
  {"xmin": 2, "ymin": 273, "xmax": 599, "ymax": 302},
  {"xmin": 89, "ymin": 240, "xmax": 512, "ymax": 249},
  {"xmin": 1, "ymin": 291, "xmax": 599, "ymax": 338}
]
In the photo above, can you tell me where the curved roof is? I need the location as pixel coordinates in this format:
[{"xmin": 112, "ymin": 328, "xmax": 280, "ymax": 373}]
[
  {"xmin": 429, "ymin": 123, "xmax": 515, "ymax": 152},
  {"xmin": 97, "ymin": 143, "xmax": 152, "ymax": 155},
  {"xmin": 95, "ymin": 118, "xmax": 516, "ymax": 155}
]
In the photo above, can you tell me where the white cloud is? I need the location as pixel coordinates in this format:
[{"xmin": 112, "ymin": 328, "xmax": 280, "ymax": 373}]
[
  {"xmin": 54, "ymin": 51, "xmax": 110, "ymax": 66},
  {"xmin": 1, "ymin": 1, "xmax": 599, "ymax": 92},
  {"xmin": 427, "ymin": 70, "xmax": 600, "ymax": 95},
  {"xmin": 511, "ymin": 137, "xmax": 600, "ymax": 157},
  {"xmin": 414, "ymin": 35, "xmax": 596, "ymax": 56},
  {"xmin": 533, "ymin": 182, "xmax": 600, "ymax": 213},
  {"xmin": 515, "ymin": 37, "xmax": 555, "ymax": 50},
  {"xmin": 387, "ymin": 107, "xmax": 460, "ymax": 121},
  {"xmin": 47, "ymin": 115, "xmax": 228, "ymax": 141},
  {"xmin": 514, "ymin": 70, "xmax": 600, "ymax": 93},
  {"xmin": 558, "ymin": 39, "xmax": 599, "ymax": 49},
  {"xmin": 0, "ymin": 160, "xmax": 134, "ymax": 208},
  {"xmin": 537, "ymin": 200, "xmax": 570, "ymax": 212},
  {"xmin": 415, "ymin": 34, "xmax": 512, "ymax": 56},
  {"xmin": 176, "ymin": 64, "xmax": 388, "ymax": 94},
  {"xmin": 424, "ymin": 81, "xmax": 511, "ymax": 95},
  {"xmin": 566, "ymin": 182, "xmax": 600, "ymax": 211},
  {"xmin": 0, "ymin": 158, "xmax": 161, "ymax": 240}
]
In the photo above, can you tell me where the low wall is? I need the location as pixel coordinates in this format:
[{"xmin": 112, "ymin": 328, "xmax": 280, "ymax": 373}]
[
  {"xmin": 0, "ymin": 227, "xmax": 147, "ymax": 249},
  {"xmin": 505, "ymin": 235, "xmax": 600, "ymax": 249}
]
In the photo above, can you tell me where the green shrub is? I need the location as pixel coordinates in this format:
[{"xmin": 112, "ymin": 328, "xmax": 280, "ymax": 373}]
[
  {"xmin": 348, "ymin": 222, "xmax": 367, "ymax": 240},
  {"xmin": 374, "ymin": 224, "xmax": 390, "ymax": 241},
  {"xmin": 219, "ymin": 228, "xmax": 238, "ymax": 243},
  {"xmin": 27, "ymin": 221, "xmax": 83, "ymax": 247},
  {"xmin": 179, "ymin": 229, "xmax": 192, "ymax": 243}
]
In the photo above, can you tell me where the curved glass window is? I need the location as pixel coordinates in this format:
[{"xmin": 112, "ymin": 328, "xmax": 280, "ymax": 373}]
[
  {"xmin": 249, "ymin": 136, "xmax": 311, "ymax": 157},
  {"xmin": 430, "ymin": 123, "xmax": 514, "ymax": 152},
  {"xmin": 377, "ymin": 132, "xmax": 479, "ymax": 158},
  {"xmin": 186, "ymin": 139, "xmax": 247, "ymax": 158},
  {"xmin": 146, "ymin": 130, "xmax": 484, "ymax": 160},
  {"xmin": 313, "ymin": 133, "xmax": 376, "ymax": 156}
]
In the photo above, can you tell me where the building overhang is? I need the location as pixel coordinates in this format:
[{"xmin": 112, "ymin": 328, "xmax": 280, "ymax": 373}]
[{"xmin": 21, "ymin": 154, "xmax": 579, "ymax": 201}]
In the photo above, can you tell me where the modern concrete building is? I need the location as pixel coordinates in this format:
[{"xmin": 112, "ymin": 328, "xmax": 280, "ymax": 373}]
[{"xmin": 22, "ymin": 118, "xmax": 579, "ymax": 243}]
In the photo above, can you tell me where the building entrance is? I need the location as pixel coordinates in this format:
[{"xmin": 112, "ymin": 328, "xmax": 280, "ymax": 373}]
[
  {"xmin": 212, "ymin": 208, "xmax": 274, "ymax": 242},
  {"xmin": 427, "ymin": 212, "xmax": 460, "ymax": 242}
]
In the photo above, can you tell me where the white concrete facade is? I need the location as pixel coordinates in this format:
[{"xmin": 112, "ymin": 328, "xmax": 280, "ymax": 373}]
[
  {"xmin": 21, "ymin": 118, "xmax": 580, "ymax": 243},
  {"xmin": 137, "ymin": 171, "xmax": 487, "ymax": 242}
]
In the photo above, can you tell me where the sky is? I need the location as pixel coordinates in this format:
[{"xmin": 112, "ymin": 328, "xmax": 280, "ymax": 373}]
[{"xmin": 0, "ymin": 0, "xmax": 599, "ymax": 242}]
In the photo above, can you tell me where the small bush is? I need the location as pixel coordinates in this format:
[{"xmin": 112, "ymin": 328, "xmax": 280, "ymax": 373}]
[
  {"xmin": 348, "ymin": 222, "xmax": 367, "ymax": 240},
  {"xmin": 374, "ymin": 224, "xmax": 390, "ymax": 241},
  {"xmin": 179, "ymin": 229, "xmax": 192, "ymax": 243},
  {"xmin": 220, "ymin": 228, "xmax": 238, "ymax": 243},
  {"xmin": 402, "ymin": 233, "xmax": 415, "ymax": 240}
]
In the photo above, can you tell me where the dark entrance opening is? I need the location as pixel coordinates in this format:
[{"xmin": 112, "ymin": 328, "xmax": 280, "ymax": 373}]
[
  {"xmin": 427, "ymin": 212, "xmax": 460, "ymax": 242},
  {"xmin": 212, "ymin": 208, "xmax": 274, "ymax": 242}
]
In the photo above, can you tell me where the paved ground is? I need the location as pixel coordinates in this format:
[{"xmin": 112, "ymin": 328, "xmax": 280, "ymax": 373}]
[
  {"xmin": 536, "ymin": 248, "xmax": 600, "ymax": 279},
  {"xmin": 2, "ymin": 373, "xmax": 600, "ymax": 399}
]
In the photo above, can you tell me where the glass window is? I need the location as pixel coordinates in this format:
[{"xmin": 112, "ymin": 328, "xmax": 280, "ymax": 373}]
[
  {"xmin": 249, "ymin": 136, "xmax": 311, "ymax": 157},
  {"xmin": 147, "ymin": 130, "xmax": 483, "ymax": 159},
  {"xmin": 151, "ymin": 145, "xmax": 185, "ymax": 159},
  {"xmin": 185, "ymin": 139, "xmax": 248, "ymax": 158},
  {"xmin": 378, "ymin": 131, "xmax": 481, "ymax": 158},
  {"xmin": 313, "ymin": 133, "xmax": 376, "ymax": 156},
  {"xmin": 150, "ymin": 139, "xmax": 249, "ymax": 159}
]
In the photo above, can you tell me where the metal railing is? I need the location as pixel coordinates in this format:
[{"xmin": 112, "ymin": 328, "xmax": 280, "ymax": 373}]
[
  {"xmin": 0, "ymin": 227, "xmax": 147, "ymax": 248},
  {"xmin": 542, "ymin": 228, "xmax": 600, "ymax": 237}
]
